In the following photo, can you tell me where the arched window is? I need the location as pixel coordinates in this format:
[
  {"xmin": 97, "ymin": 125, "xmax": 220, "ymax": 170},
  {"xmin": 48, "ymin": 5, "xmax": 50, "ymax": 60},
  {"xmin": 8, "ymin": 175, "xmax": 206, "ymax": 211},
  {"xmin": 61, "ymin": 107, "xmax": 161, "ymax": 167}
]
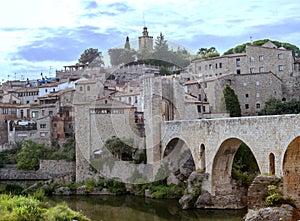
[
  {"xmin": 269, "ymin": 153, "xmax": 275, "ymax": 175},
  {"xmin": 200, "ymin": 144, "xmax": 206, "ymax": 172}
]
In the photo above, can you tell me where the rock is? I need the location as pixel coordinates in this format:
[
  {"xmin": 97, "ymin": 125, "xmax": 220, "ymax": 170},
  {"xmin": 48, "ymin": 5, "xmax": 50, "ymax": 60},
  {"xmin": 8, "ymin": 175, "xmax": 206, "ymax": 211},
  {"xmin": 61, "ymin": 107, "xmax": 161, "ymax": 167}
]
[
  {"xmin": 145, "ymin": 189, "xmax": 152, "ymax": 198},
  {"xmin": 187, "ymin": 171, "xmax": 208, "ymax": 194},
  {"xmin": 76, "ymin": 185, "xmax": 88, "ymax": 194},
  {"xmin": 167, "ymin": 173, "xmax": 181, "ymax": 186},
  {"xmin": 244, "ymin": 204, "xmax": 299, "ymax": 221},
  {"xmin": 195, "ymin": 190, "xmax": 213, "ymax": 208},
  {"xmin": 54, "ymin": 186, "xmax": 71, "ymax": 195},
  {"xmin": 179, "ymin": 194, "xmax": 194, "ymax": 209}
]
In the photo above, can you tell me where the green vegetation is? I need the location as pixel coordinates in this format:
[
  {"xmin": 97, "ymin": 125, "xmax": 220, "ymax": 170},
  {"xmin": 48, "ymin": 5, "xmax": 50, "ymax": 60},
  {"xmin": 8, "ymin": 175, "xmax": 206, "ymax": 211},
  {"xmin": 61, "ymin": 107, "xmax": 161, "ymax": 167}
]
[
  {"xmin": 78, "ymin": 48, "xmax": 103, "ymax": 65},
  {"xmin": 132, "ymin": 180, "xmax": 183, "ymax": 199},
  {"xmin": 258, "ymin": 97, "xmax": 300, "ymax": 115},
  {"xmin": 223, "ymin": 39, "xmax": 300, "ymax": 58},
  {"xmin": 0, "ymin": 143, "xmax": 22, "ymax": 167},
  {"xmin": 108, "ymin": 32, "xmax": 191, "ymax": 70},
  {"xmin": 265, "ymin": 185, "xmax": 296, "ymax": 208},
  {"xmin": 104, "ymin": 137, "xmax": 137, "ymax": 161},
  {"xmin": 0, "ymin": 194, "xmax": 90, "ymax": 221},
  {"xmin": 223, "ymin": 84, "xmax": 241, "ymax": 117},
  {"xmin": 17, "ymin": 139, "xmax": 75, "ymax": 170},
  {"xmin": 197, "ymin": 47, "xmax": 220, "ymax": 58},
  {"xmin": 231, "ymin": 143, "xmax": 260, "ymax": 188}
]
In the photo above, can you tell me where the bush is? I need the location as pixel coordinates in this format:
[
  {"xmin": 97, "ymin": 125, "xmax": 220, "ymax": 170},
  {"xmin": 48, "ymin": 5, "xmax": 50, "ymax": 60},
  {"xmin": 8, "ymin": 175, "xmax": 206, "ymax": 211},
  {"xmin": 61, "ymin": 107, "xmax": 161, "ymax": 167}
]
[
  {"xmin": 3, "ymin": 183, "xmax": 24, "ymax": 195},
  {"xmin": 265, "ymin": 185, "xmax": 296, "ymax": 208},
  {"xmin": 0, "ymin": 194, "xmax": 90, "ymax": 221}
]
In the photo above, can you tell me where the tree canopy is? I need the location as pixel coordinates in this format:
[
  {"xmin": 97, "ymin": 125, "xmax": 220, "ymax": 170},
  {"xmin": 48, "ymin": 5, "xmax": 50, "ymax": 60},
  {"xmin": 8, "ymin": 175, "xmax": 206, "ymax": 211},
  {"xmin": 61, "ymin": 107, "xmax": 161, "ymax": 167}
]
[
  {"xmin": 197, "ymin": 47, "xmax": 220, "ymax": 58},
  {"xmin": 78, "ymin": 48, "xmax": 104, "ymax": 65},
  {"xmin": 223, "ymin": 39, "xmax": 300, "ymax": 57},
  {"xmin": 223, "ymin": 84, "xmax": 241, "ymax": 117},
  {"xmin": 258, "ymin": 97, "xmax": 300, "ymax": 115}
]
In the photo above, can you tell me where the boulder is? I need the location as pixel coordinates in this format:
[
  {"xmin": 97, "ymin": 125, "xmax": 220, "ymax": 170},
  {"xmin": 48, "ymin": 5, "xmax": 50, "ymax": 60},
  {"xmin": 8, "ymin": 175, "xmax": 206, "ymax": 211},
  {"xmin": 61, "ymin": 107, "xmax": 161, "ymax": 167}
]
[
  {"xmin": 195, "ymin": 190, "xmax": 213, "ymax": 208},
  {"xmin": 167, "ymin": 173, "xmax": 181, "ymax": 186},
  {"xmin": 244, "ymin": 204, "xmax": 299, "ymax": 221},
  {"xmin": 179, "ymin": 194, "xmax": 194, "ymax": 209},
  {"xmin": 76, "ymin": 185, "xmax": 88, "ymax": 194},
  {"xmin": 54, "ymin": 186, "xmax": 71, "ymax": 195}
]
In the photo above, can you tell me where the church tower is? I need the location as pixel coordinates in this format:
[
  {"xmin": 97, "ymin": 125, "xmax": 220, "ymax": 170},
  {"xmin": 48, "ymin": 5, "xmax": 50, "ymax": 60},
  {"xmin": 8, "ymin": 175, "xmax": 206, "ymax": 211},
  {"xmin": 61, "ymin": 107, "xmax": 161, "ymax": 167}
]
[{"xmin": 138, "ymin": 27, "xmax": 153, "ymax": 51}]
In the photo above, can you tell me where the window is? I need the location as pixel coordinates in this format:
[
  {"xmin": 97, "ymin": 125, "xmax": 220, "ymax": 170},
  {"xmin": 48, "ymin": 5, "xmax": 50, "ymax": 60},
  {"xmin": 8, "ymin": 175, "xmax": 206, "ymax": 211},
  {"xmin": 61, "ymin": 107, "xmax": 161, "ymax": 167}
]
[
  {"xmin": 209, "ymin": 64, "xmax": 212, "ymax": 69},
  {"xmin": 237, "ymin": 69, "xmax": 241, "ymax": 74},
  {"xmin": 87, "ymin": 86, "xmax": 90, "ymax": 91},
  {"xmin": 219, "ymin": 62, "xmax": 222, "ymax": 68},
  {"xmin": 278, "ymin": 65, "xmax": 284, "ymax": 71},
  {"xmin": 278, "ymin": 53, "xmax": 283, "ymax": 59},
  {"xmin": 236, "ymin": 58, "xmax": 241, "ymax": 67},
  {"xmin": 250, "ymin": 68, "xmax": 255, "ymax": 73},
  {"xmin": 40, "ymin": 124, "xmax": 46, "ymax": 128},
  {"xmin": 198, "ymin": 66, "xmax": 201, "ymax": 71},
  {"xmin": 79, "ymin": 86, "xmax": 83, "ymax": 91},
  {"xmin": 2, "ymin": 108, "xmax": 8, "ymax": 114},
  {"xmin": 256, "ymin": 81, "xmax": 260, "ymax": 86},
  {"xmin": 245, "ymin": 94, "xmax": 249, "ymax": 98},
  {"xmin": 259, "ymin": 67, "xmax": 264, "ymax": 73},
  {"xmin": 32, "ymin": 111, "xmax": 39, "ymax": 118},
  {"xmin": 197, "ymin": 105, "xmax": 201, "ymax": 113},
  {"xmin": 215, "ymin": 63, "xmax": 218, "ymax": 69},
  {"xmin": 259, "ymin": 55, "xmax": 264, "ymax": 61},
  {"xmin": 45, "ymin": 89, "xmax": 48, "ymax": 93},
  {"xmin": 256, "ymin": 92, "xmax": 260, "ymax": 98},
  {"xmin": 250, "ymin": 56, "xmax": 254, "ymax": 62},
  {"xmin": 202, "ymin": 106, "xmax": 206, "ymax": 113},
  {"xmin": 205, "ymin": 65, "xmax": 207, "ymax": 70},
  {"xmin": 53, "ymin": 123, "xmax": 57, "ymax": 128},
  {"xmin": 243, "ymin": 82, "xmax": 247, "ymax": 86},
  {"xmin": 245, "ymin": 104, "xmax": 249, "ymax": 109},
  {"xmin": 40, "ymin": 132, "xmax": 48, "ymax": 137},
  {"xmin": 11, "ymin": 108, "xmax": 17, "ymax": 114},
  {"xmin": 256, "ymin": 103, "xmax": 261, "ymax": 109}
]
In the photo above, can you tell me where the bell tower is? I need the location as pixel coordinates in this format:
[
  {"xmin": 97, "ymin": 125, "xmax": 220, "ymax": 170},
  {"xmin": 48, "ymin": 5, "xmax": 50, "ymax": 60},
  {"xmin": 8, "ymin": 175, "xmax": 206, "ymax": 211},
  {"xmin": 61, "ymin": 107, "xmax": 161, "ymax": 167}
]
[{"xmin": 138, "ymin": 26, "xmax": 153, "ymax": 51}]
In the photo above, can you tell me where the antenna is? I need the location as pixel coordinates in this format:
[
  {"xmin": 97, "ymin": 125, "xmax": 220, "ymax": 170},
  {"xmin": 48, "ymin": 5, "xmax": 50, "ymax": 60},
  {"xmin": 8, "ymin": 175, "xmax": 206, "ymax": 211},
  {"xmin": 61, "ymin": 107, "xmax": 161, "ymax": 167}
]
[
  {"xmin": 143, "ymin": 12, "xmax": 146, "ymax": 27},
  {"xmin": 250, "ymin": 36, "xmax": 253, "ymax": 44}
]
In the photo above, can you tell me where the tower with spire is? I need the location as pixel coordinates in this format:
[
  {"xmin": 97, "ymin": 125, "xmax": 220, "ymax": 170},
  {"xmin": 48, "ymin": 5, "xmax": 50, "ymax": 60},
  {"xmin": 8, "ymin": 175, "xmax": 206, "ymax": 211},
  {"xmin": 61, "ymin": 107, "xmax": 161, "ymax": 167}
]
[{"xmin": 138, "ymin": 26, "xmax": 153, "ymax": 51}]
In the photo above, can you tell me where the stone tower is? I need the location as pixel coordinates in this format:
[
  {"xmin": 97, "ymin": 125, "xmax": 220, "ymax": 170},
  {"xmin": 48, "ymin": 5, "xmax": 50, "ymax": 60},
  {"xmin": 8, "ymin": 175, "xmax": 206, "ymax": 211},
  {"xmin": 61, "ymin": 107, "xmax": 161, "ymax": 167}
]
[{"xmin": 138, "ymin": 27, "xmax": 153, "ymax": 51}]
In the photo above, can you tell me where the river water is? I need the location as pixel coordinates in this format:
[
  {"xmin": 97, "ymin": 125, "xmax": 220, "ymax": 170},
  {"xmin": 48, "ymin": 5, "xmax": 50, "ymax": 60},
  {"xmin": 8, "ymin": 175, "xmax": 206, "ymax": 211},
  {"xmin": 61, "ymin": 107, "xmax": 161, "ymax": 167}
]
[{"xmin": 49, "ymin": 195, "xmax": 246, "ymax": 221}]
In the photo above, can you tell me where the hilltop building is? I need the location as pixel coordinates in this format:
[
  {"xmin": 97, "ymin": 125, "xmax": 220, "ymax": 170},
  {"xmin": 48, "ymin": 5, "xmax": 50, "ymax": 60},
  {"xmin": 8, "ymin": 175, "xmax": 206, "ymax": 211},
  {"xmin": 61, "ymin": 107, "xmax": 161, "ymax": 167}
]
[{"xmin": 138, "ymin": 27, "xmax": 153, "ymax": 51}]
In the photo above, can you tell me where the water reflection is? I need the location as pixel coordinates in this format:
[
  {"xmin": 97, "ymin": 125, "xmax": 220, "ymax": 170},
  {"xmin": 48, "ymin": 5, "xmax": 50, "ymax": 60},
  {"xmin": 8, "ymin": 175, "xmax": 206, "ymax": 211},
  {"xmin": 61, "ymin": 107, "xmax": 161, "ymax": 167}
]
[{"xmin": 49, "ymin": 195, "xmax": 246, "ymax": 221}]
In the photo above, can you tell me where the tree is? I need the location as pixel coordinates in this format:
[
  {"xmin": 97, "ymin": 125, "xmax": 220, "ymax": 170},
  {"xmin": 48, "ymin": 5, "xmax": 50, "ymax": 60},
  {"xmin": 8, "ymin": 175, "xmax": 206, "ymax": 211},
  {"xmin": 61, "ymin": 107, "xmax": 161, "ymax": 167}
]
[
  {"xmin": 258, "ymin": 97, "xmax": 300, "ymax": 115},
  {"xmin": 223, "ymin": 39, "xmax": 300, "ymax": 57},
  {"xmin": 104, "ymin": 137, "xmax": 136, "ymax": 161},
  {"xmin": 223, "ymin": 84, "xmax": 241, "ymax": 117},
  {"xmin": 197, "ymin": 47, "xmax": 220, "ymax": 58},
  {"xmin": 17, "ymin": 140, "xmax": 50, "ymax": 170},
  {"xmin": 78, "ymin": 48, "xmax": 103, "ymax": 65}
]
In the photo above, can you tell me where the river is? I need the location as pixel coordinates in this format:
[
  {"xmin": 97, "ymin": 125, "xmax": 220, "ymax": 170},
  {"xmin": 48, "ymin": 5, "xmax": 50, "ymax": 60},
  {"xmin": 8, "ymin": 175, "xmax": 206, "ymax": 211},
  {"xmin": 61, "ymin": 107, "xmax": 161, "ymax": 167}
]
[{"xmin": 49, "ymin": 195, "xmax": 246, "ymax": 221}]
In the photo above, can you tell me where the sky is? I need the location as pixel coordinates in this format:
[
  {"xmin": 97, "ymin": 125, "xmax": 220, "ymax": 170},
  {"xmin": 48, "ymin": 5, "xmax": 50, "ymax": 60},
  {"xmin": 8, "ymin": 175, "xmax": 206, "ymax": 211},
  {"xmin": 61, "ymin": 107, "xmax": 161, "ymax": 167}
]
[{"xmin": 0, "ymin": 0, "xmax": 300, "ymax": 81}]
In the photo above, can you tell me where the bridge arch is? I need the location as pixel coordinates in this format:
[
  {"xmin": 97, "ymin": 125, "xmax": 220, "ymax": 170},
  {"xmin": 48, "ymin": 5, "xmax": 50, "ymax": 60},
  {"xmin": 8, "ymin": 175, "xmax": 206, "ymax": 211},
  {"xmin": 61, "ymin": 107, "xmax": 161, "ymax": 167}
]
[
  {"xmin": 211, "ymin": 138, "xmax": 260, "ymax": 195},
  {"xmin": 162, "ymin": 137, "xmax": 195, "ymax": 177},
  {"xmin": 282, "ymin": 136, "xmax": 300, "ymax": 206}
]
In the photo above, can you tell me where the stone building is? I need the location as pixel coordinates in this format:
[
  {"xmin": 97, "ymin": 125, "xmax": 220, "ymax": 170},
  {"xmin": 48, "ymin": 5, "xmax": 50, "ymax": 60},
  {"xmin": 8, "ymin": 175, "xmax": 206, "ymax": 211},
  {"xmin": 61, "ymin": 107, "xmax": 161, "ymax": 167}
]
[
  {"xmin": 138, "ymin": 27, "xmax": 153, "ymax": 51},
  {"xmin": 190, "ymin": 41, "xmax": 294, "ymax": 80},
  {"xmin": 184, "ymin": 71, "xmax": 283, "ymax": 116},
  {"xmin": 0, "ymin": 103, "xmax": 17, "ymax": 145}
]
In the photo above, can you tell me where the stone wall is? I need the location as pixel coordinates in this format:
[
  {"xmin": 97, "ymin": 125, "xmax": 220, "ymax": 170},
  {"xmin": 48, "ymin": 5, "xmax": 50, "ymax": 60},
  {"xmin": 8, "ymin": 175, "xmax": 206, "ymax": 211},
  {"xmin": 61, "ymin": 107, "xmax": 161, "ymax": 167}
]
[{"xmin": 247, "ymin": 176, "xmax": 281, "ymax": 210}]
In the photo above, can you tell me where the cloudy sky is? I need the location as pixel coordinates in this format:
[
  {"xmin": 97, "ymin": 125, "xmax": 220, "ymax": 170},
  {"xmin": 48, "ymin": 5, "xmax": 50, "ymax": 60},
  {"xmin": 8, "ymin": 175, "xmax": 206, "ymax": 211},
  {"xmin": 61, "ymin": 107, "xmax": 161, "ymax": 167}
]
[{"xmin": 0, "ymin": 0, "xmax": 299, "ymax": 81}]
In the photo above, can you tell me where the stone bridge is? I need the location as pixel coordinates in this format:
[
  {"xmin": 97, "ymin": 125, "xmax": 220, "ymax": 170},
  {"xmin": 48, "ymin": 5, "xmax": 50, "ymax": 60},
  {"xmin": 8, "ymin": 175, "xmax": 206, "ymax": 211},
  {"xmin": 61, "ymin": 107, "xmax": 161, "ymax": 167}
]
[{"xmin": 160, "ymin": 114, "xmax": 300, "ymax": 205}]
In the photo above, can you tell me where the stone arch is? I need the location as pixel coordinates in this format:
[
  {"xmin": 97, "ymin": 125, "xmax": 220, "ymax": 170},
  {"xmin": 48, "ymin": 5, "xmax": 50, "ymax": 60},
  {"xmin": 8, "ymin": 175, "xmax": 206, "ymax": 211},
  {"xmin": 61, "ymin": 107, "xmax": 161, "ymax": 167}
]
[
  {"xmin": 269, "ymin": 153, "xmax": 275, "ymax": 175},
  {"xmin": 199, "ymin": 143, "xmax": 206, "ymax": 172},
  {"xmin": 211, "ymin": 138, "xmax": 260, "ymax": 195},
  {"xmin": 162, "ymin": 137, "xmax": 195, "ymax": 178},
  {"xmin": 282, "ymin": 136, "xmax": 300, "ymax": 207}
]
